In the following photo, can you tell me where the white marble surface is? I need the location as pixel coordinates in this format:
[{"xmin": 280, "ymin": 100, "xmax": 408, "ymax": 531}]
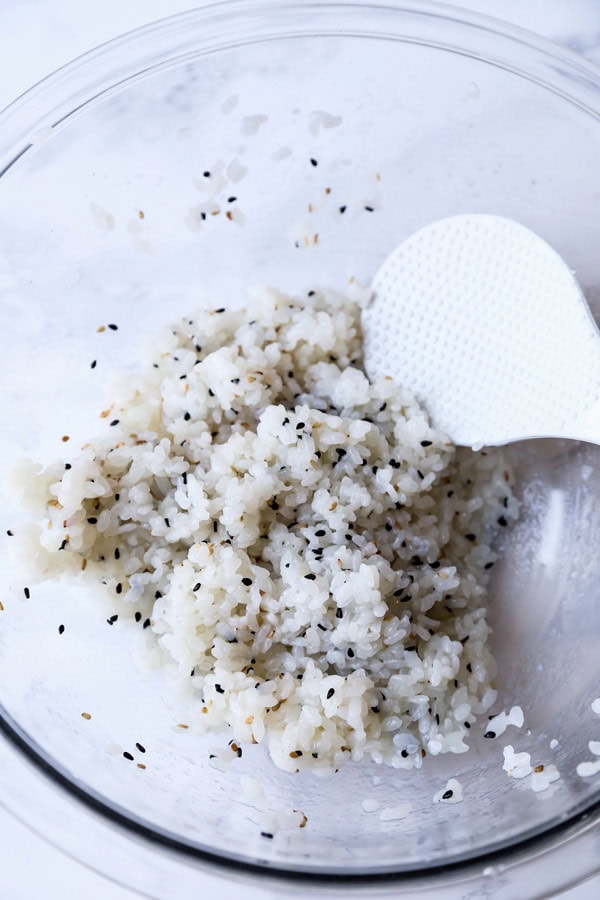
[{"xmin": 1, "ymin": 2, "xmax": 599, "ymax": 898}]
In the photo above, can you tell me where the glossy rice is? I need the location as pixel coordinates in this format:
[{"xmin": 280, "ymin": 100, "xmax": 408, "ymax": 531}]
[{"xmin": 13, "ymin": 286, "xmax": 517, "ymax": 772}]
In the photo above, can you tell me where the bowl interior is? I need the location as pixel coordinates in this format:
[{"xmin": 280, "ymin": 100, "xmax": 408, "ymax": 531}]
[{"xmin": 0, "ymin": 4, "xmax": 599, "ymax": 878}]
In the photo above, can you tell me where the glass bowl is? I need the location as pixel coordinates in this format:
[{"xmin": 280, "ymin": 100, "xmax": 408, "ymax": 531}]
[{"xmin": 1, "ymin": 2, "xmax": 599, "ymax": 897}]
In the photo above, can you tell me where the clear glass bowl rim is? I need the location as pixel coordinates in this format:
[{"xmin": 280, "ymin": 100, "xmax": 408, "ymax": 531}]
[{"xmin": 1, "ymin": 0, "xmax": 599, "ymax": 893}]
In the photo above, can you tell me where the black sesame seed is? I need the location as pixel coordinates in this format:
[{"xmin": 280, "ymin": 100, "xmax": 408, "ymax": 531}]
[
  {"xmin": 304, "ymin": 574, "xmax": 316, "ymax": 580},
  {"xmin": 335, "ymin": 608, "xmax": 343, "ymax": 619},
  {"xmin": 447, "ymin": 490, "xmax": 454, "ymax": 497},
  {"xmin": 417, "ymin": 469, "xmax": 424, "ymax": 479},
  {"xmin": 203, "ymin": 170, "xmax": 211, "ymax": 177},
  {"xmin": 213, "ymin": 521, "xmax": 218, "ymax": 533},
  {"xmin": 498, "ymin": 516, "xmax": 508, "ymax": 527},
  {"xmin": 215, "ymin": 684, "xmax": 225, "ymax": 694},
  {"xmin": 401, "ymin": 749, "xmax": 409, "ymax": 758},
  {"xmin": 261, "ymin": 832, "xmax": 274, "ymax": 839},
  {"xmin": 385, "ymin": 523, "xmax": 392, "ymax": 532},
  {"xmin": 227, "ymin": 196, "xmax": 237, "ymax": 203},
  {"xmin": 193, "ymin": 582, "xmax": 201, "ymax": 592},
  {"xmin": 282, "ymin": 417, "xmax": 290, "ymax": 425},
  {"xmin": 327, "ymin": 688, "xmax": 335, "ymax": 699},
  {"xmin": 435, "ymin": 713, "xmax": 440, "ymax": 725},
  {"xmin": 442, "ymin": 789, "xmax": 453, "ymax": 800},
  {"xmin": 296, "ymin": 422, "xmax": 305, "ymax": 430},
  {"xmin": 208, "ymin": 388, "xmax": 214, "ymax": 397},
  {"xmin": 215, "ymin": 308, "xmax": 225, "ymax": 314},
  {"xmin": 372, "ymin": 465, "xmax": 378, "ymax": 474},
  {"xmin": 484, "ymin": 731, "xmax": 496, "ymax": 739},
  {"xmin": 310, "ymin": 158, "xmax": 318, "ymax": 167},
  {"xmin": 270, "ymin": 500, "xmax": 279, "ymax": 510},
  {"xmin": 110, "ymin": 419, "xmax": 120, "ymax": 427},
  {"xmin": 430, "ymin": 561, "xmax": 441, "ymax": 569},
  {"xmin": 315, "ymin": 529, "xmax": 326, "ymax": 537},
  {"xmin": 115, "ymin": 493, "xmax": 120, "ymax": 501},
  {"xmin": 465, "ymin": 533, "xmax": 476, "ymax": 542},
  {"xmin": 6, "ymin": 530, "xmax": 13, "ymax": 536},
  {"xmin": 184, "ymin": 412, "xmax": 191, "ymax": 421},
  {"xmin": 421, "ymin": 440, "xmax": 432, "ymax": 447},
  {"xmin": 143, "ymin": 618, "xmax": 151, "ymax": 629},
  {"xmin": 347, "ymin": 647, "xmax": 354, "ymax": 657},
  {"xmin": 107, "ymin": 614, "xmax": 118, "ymax": 624},
  {"xmin": 24, "ymin": 587, "xmax": 30, "ymax": 599},
  {"xmin": 312, "ymin": 752, "xmax": 319, "ymax": 758},
  {"xmin": 155, "ymin": 590, "xmax": 162, "ymax": 599},
  {"xmin": 503, "ymin": 496, "xmax": 509, "ymax": 508},
  {"xmin": 59, "ymin": 538, "xmax": 68, "ymax": 550},
  {"xmin": 317, "ymin": 623, "xmax": 327, "ymax": 631},
  {"xmin": 108, "ymin": 323, "xmax": 118, "ymax": 331},
  {"xmin": 231, "ymin": 377, "xmax": 240, "ymax": 384},
  {"xmin": 484, "ymin": 562, "xmax": 495, "ymax": 570},
  {"xmin": 464, "ymin": 721, "xmax": 471, "ymax": 729},
  {"xmin": 135, "ymin": 612, "xmax": 142, "ymax": 622},
  {"xmin": 58, "ymin": 624, "xmax": 65, "ymax": 634},
  {"xmin": 164, "ymin": 518, "xmax": 170, "ymax": 528},
  {"xmin": 466, "ymin": 663, "xmax": 472, "ymax": 673},
  {"xmin": 242, "ymin": 577, "xmax": 252, "ymax": 586},
  {"xmin": 336, "ymin": 448, "xmax": 347, "ymax": 458},
  {"xmin": 65, "ymin": 463, "xmax": 72, "ymax": 470},
  {"xmin": 123, "ymin": 751, "xmax": 134, "ymax": 761},
  {"xmin": 364, "ymin": 205, "xmax": 374, "ymax": 212},
  {"xmin": 90, "ymin": 360, "xmax": 97, "ymax": 369}
]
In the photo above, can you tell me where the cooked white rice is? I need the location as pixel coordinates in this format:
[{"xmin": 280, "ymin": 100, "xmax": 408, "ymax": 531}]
[{"xmin": 13, "ymin": 286, "xmax": 517, "ymax": 772}]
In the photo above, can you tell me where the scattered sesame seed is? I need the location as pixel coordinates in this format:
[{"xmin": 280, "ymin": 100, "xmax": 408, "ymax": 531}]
[
  {"xmin": 310, "ymin": 158, "xmax": 318, "ymax": 167},
  {"xmin": 442, "ymin": 789, "xmax": 453, "ymax": 800},
  {"xmin": 58, "ymin": 624, "xmax": 65, "ymax": 634},
  {"xmin": 193, "ymin": 583, "xmax": 201, "ymax": 592},
  {"xmin": 136, "ymin": 742, "xmax": 146, "ymax": 753},
  {"xmin": 6, "ymin": 530, "xmax": 13, "ymax": 536},
  {"xmin": 61, "ymin": 435, "xmax": 70, "ymax": 442},
  {"xmin": 227, "ymin": 196, "xmax": 237, "ymax": 203},
  {"xmin": 304, "ymin": 573, "xmax": 316, "ymax": 580},
  {"xmin": 420, "ymin": 440, "xmax": 432, "ymax": 447},
  {"xmin": 108, "ymin": 323, "xmax": 118, "ymax": 331},
  {"xmin": 327, "ymin": 688, "xmax": 335, "ymax": 699},
  {"xmin": 498, "ymin": 515, "xmax": 508, "ymax": 527},
  {"xmin": 484, "ymin": 730, "xmax": 496, "ymax": 739},
  {"xmin": 90, "ymin": 360, "xmax": 97, "ymax": 369},
  {"xmin": 364, "ymin": 205, "xmax": 374, "ymax": 212},
  {"xmin": 143, "ymin": 618, "xmax": 151, "ymax": 629},
  {"xmin": 123, "ymin": 751, "xmax": 134, "ymax": 761},
  {"xmin": 135, "ymin": 612, "xmax": 142, "ymax": 622},
  {"xmin": 347, "ymin": 647, "xmax": 355, "ymax": 657},
  {"xmin": 24, "ymin": 587, "xmax": 30, "ymax": 599},
  {"xmin": 261, "ymin": 832, "xmax": 274, "ymax": 839},
  {"xmin": 203, "ymin": 171, "xmax": 211, "ymax": 177},
  {"xmin": 184, "ymin": 412, "xmax": 191, "ymax": 421},
  {"xmin": 137, "ymin": 763, "xmax": 146, "ymax": 770},
  {"xmin": 81, "ymin": 712, "xmax": 91, "ymax": 720},
  {"xmin": 115, "ymin": 583, "xmax": 122, "ymax": 595},
  {"xmin": 242, "ymin": 577, "xmax": 252, "ymax": 586},
  {"xmin": 339, "ymin": 205, "xmax": 347, "ymax": 213}
]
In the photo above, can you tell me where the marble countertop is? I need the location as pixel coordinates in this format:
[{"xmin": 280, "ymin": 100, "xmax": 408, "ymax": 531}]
[{"xmin": 1, "ymin": 2, "xmax": 599, "ymax": 898}]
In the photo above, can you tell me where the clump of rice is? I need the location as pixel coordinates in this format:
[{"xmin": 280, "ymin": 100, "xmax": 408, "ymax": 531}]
[{"xmin": 12, "ymin": 286, "xmax": 517, "ymax": 773}]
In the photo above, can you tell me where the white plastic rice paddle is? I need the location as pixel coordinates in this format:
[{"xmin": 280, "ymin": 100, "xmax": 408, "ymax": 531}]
[{"xmin": 362, "ymin": 214, "xmax": 600, "ymax": 447}]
